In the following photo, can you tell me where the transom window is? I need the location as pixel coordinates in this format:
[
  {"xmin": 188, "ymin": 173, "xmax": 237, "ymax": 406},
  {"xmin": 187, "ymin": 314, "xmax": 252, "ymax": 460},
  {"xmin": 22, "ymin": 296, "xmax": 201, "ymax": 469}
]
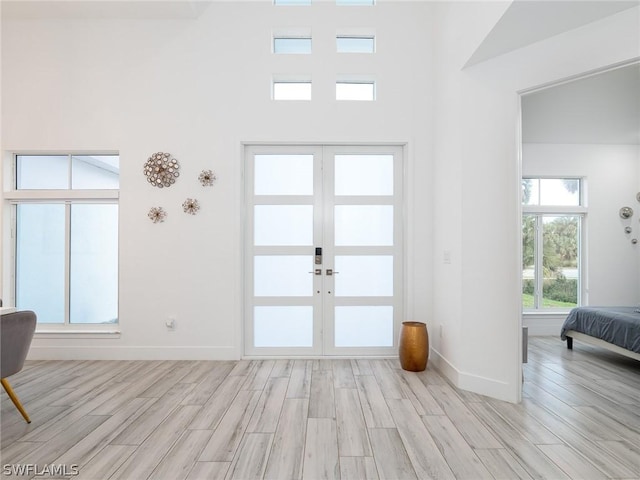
[
  {"xmin": 273, "ymin": 37, "xmax": 312, "ymax": 54},
  {"xmin": 8, "ymin": 154, "xmax": 119, "ymax": 327},
  {"xmin": 522, "ymin": 178, "xmax": 585, "ymax": 312}
]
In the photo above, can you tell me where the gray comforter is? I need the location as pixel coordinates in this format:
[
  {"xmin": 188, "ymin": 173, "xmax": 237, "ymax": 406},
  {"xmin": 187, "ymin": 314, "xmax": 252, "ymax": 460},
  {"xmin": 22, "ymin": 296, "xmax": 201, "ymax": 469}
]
[{"xmin": 560, "ymin": 306, "xmax": 640, "ymax": 354}]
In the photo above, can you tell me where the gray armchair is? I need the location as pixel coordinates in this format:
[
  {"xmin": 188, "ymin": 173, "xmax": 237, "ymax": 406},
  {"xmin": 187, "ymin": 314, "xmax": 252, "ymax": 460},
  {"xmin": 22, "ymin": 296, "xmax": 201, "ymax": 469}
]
[{"xmin": 1, "ymin": 310, "xmax": 37, "ymax": 423}]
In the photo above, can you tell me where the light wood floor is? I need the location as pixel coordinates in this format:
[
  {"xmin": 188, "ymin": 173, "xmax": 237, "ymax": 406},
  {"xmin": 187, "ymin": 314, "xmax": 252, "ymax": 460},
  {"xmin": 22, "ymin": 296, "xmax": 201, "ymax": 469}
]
[{"xmin": 1, "ymin": 337, "xmax": 639, "ymax": 480}]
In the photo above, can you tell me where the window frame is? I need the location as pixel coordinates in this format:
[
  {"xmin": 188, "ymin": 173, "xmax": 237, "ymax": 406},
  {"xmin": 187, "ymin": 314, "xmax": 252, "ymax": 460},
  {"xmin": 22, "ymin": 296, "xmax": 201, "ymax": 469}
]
[
  {"xmin": 5, "ymin": 153, "xmax": 120, "ymax": 333},
  {"xmin": 522, "ymin": 177, "xmax": 587, "ymax": 314}
]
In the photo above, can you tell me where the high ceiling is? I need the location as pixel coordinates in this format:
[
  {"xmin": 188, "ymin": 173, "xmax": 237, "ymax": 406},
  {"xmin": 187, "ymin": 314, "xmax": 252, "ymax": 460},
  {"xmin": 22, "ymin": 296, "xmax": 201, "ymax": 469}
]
[
  {"xmin": 466, "ymin": 0, "xmax": 640, "ymax": 67},
  {"xmin": 522, "ymin": 63, "xmax": 640, "ymax": 145}
]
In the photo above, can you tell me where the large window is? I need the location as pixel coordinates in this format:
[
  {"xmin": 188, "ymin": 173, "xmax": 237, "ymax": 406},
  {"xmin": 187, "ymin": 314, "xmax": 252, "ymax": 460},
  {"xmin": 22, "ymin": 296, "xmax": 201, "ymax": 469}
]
[
  {"xmin": 9, "ymin": 154, "xmax": 119, "ymax": 326},
  {"xmin": 522, "ymin": 178, "xmax": 584, "ymax": 311}
]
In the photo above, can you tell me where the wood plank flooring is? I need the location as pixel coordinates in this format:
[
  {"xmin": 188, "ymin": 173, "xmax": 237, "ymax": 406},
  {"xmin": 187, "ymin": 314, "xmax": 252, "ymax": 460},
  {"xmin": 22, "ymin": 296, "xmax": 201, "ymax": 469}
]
[{"xmin": 1, "ymin": 337, "xmax": 639, "ymax": 479}]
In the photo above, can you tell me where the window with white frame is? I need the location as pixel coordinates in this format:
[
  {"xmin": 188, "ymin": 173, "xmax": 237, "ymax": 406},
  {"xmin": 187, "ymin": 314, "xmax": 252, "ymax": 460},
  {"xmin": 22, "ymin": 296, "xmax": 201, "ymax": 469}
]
[
  {"xmin": 8, "ymin": 154, "xmax": 119, "ymax": 326},
  {"xmin": 522, "ymin": 178, "xmax": 585, "ymax": 311}
]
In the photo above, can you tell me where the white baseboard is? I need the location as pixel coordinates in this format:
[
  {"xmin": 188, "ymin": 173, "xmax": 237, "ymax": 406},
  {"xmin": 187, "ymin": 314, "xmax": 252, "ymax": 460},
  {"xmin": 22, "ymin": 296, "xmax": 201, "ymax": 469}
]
[
  {"xmin": 429, "ymin": 348, "xmax": 517, "ymax": 403},
  {"xmin": 27, "ymin": 346, "xmax": 239, "ymax": 361}
]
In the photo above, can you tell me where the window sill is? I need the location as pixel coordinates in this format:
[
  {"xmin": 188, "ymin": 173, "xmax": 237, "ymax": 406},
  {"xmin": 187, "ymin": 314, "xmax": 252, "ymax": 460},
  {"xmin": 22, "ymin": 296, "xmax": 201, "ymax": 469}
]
[{"xmin": 35, "ymin": 330, "xmax": 121, "ymax": 339}]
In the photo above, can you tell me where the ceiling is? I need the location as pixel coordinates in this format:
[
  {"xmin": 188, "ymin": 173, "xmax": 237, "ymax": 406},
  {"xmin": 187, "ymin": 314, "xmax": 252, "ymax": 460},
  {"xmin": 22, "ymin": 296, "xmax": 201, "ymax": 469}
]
[
  {"xmin": 466, "ymin": 0, "xmax": 640, "ymax": 67},
  {"xmin": 522, "ymin": 63, "xmax": 640, "ymax": 145}
]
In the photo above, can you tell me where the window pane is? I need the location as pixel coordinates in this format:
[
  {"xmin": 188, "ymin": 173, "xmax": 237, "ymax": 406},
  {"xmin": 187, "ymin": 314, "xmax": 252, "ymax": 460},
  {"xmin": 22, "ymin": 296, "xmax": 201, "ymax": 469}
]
[
  {"xmin": 255, "ymin": 306, "xmax": 313, "ymax": 347},
  {"xmin": 335, "ymin": 256, "xmax": 393, "ymax": 296},
  {"xmin": 274, "ymin": 37, "xmax": 312, "ymax": 54},
  {"xmin": 70, "ymin": 204, "xmax": 119, "ymax": 324},
  {"xmin": 336, "ymin": 82, "xmax": 375, "ymax": 101},
  {"xmin": 274, "ymin": 0, "xmax": 311, "ymax": 4},
  {"xmin": 335, "ymin": 205, "xmax": 393, "ymax": 246},
  {"xmin": 16, "ymin": 204, "xmax": 65, "ymax": 323},
  {"xmin": 255, "ymin": 205, "xmax": 313, "ymax": 246},
  {"xmin": 336, "ymin": 37, "xmax": 375, "ymax": 53},
  {"xmin": 255, "ymin": 256, "xmax": 313, "ymax": 296},
  {"xmin": 522, "ymin": 215, "xmax": 535, "ymax": 308},
  {"xmin": 521, "ymin": 179, "xmax": 539, "ymax": 205},
  {"xmin": 72, "ymin": 155, "xmax": 119, "ymax": 189},
  {"xmin": 540, "ymin": 179, "xmax": 580, "ymax": 206},
  {"xmin": 541, "ymin": 216, "xmax": 579, "ymax": 308},
  {"xmin": 337, "ymin": 0, "xmax": 374, "ymax": 5},
  {"xmin": 16, "ymin": 155, "xmax": 69, "ymax": 189},
  {"xmin": 335, "ymin": 306, "xmax": 392, "ymax": 347},
  {"xmin": 273, "ymin": 82, "xmax": 312, "ymax": 100},
  {"xmin": 335, "ymin": 154, "xmax": 393, "ymax": 195},
  {"xmin": 255, "ymin": 154, "xmax": 313, "ymax": 195}
]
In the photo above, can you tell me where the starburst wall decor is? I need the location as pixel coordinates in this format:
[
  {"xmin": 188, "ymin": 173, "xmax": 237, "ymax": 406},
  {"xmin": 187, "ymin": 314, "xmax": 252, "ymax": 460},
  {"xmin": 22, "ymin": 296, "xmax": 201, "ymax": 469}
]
[
  {"xmin": 148, "ymin": 207, "xmax": 167, "ymax": 223},
  {"xmin": 198, "ymin": 169, "xmax": 217, "ymax": 187},
  {"xmin": 182, "ymin": 198, "xmax": 200, "ymax": 215}
]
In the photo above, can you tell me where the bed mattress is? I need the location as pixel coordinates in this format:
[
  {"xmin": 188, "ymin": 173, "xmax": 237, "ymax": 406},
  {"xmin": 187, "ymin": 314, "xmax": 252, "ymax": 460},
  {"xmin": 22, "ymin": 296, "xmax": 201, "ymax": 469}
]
[{"xmin": 560, "ymin": 306, "xmax": 640, "ymax": 354}]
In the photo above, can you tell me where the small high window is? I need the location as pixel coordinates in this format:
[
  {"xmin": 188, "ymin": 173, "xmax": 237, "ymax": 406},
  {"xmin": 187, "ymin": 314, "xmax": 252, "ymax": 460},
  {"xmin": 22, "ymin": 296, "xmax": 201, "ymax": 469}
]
[
  {"xmin": 274, "ymin": 37, "xmax": 312, "ymax": 54},
  {"xmin": 274, "ymin": 0, "xmax": 311, "ymax": 5},
  {"xmin": 336, "ymin": 81, "xmax": 375, "ymax": 101},
  {"xmin": 336, "ymin": 0, "xmax": 374, "ymax": 5},
  {"xmin": 273, "ymin": 81, "xmax": 312, "ymax": 100},
  {"xmin": 336, "ymin": 36, "xmax": 375, "ymax": 53}
]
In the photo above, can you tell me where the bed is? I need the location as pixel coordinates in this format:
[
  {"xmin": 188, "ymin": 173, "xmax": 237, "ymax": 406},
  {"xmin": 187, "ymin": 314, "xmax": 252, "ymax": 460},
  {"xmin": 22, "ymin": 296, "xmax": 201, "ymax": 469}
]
[{"xmin": 560, "ymin": 306, "xmax": 640, "ymax": 361}]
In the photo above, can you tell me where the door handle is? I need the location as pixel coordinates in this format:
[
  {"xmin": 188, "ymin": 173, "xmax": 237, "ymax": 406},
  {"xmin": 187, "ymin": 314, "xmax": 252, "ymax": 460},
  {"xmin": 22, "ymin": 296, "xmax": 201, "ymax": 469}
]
[
  {"xmin": 308, "ymin": 269, "xmax": 322, "ymax": 275},
  {"xmin": 326, "ymin": 269, "xmax": 339, "ymax": 276}
]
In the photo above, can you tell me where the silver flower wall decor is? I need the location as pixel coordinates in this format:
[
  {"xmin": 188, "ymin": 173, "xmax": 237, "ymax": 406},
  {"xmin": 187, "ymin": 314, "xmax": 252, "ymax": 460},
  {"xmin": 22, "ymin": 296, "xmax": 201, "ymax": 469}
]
[
  {"xmin": 198, "ymin": 169, "xmax": 217, "ymax": 187},
  {"xmin": 144, "ymin": 152, "xmax": 180, "ymax": 188},
  {"xmin": 182, "ymin": 198, "xmax": 200, "ymax": 215},
  {"xmin": 148, "ymin": 207, "xmax": 167, "ymax": 223}
]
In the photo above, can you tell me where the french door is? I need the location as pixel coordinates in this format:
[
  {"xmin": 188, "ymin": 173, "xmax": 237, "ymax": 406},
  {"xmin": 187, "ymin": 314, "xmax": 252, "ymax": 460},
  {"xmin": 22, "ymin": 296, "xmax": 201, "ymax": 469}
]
[{"xmin": 244, "ymin": 145, "xmax": 403, "ymax": 356}]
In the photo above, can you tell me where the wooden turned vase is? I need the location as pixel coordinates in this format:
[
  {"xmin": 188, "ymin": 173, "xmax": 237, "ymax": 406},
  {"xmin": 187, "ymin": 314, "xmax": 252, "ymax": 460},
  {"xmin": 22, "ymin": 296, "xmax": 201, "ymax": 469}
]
[{"xmin": 399, "ymin": 321, "xmax": 429, "ymax": 372}]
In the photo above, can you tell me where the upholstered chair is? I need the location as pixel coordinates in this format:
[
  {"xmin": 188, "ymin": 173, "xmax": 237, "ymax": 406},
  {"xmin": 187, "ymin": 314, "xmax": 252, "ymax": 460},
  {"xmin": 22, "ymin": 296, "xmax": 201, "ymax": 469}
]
[{"xmin": 1, "ymin": 310, "xmax": 37, "ymax": 423}]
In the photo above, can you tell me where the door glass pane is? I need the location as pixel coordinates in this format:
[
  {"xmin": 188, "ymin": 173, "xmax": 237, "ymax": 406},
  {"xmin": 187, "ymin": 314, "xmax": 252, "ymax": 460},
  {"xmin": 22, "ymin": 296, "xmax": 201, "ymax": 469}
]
[
  {"xmin": 70, "ymin": 204, "xmax": 119, "ymax": 324},
  {"xmin": 335, "ymin": 205, "xmax": 392, "ymax": 246},
  {"xmin": 334, "ymin": 256, "xmax": 393, "ymax": 296},
  {"xmin": 255, "ymin": 256, "xmax": 313, "ymax": 296},
  {"xmin": 255, "ymin": 306, "xmax": 313, "ymax": 347},
  {"xmin": 255, "ymin": 205, "xmax": 313, "ymax": 246},
  {"xmin": 255, "ymin": 154, "xmax": 313, "ymax": 195},
  {"xmin": 16, "ymin": 204, "xmax": 65, "ymax": 323},
  {"xmin": 542, "ymin": 216, "xmax": 579, "ymax": 308},
  {"xmin": 334, "ymin": 155, "xmax": 393, "ymax": 195},
  {"xmin": 72, "ymin": 155, "xmax": 119, "ymax": 189},
  {"xmin": 16, "ymin": 155, "xmax": 69, "ymax": 189},
  {"xmin": 335, "ymin": 306, "xmax": 393, "ymax": 347}
]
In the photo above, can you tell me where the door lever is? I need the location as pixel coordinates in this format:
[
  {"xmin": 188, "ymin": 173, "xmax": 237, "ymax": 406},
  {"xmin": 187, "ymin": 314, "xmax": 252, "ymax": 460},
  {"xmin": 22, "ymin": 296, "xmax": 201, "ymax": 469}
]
[
  {"xmin": 326, "ymin": 269, "xmax": 339, "ymax": 276},
  {"xmin": 308, "ymin": 269, "xmax": 322, "ymax": 275}
]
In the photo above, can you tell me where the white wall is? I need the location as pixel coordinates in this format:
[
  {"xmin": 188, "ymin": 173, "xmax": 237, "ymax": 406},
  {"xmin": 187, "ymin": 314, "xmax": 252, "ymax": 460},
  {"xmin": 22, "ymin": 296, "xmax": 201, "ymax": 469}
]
[
  {"xmin": 430, "ymin": 3, "xmax": 640, "ymax": 401},
  {"xmin": 1, "ymin": 2, "xmax": 434, "ymax": 358}
]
